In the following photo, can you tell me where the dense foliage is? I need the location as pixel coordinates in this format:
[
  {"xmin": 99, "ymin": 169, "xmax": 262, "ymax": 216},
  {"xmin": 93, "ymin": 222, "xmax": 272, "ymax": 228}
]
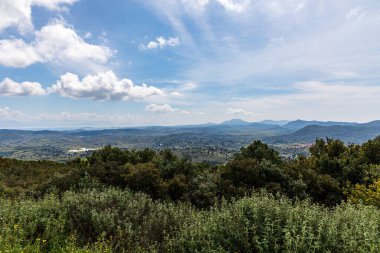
[
  {"xmin": 0, "ymin": 189, "xmax": 379, "ymax": 252},
  {"xmin": 0, "ymin": 136, "xmax": 379, "ymax": 252}
]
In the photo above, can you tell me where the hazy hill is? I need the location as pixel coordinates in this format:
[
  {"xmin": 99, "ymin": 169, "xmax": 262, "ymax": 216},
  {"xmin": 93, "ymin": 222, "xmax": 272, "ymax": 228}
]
[
  {"xmin": 283, "ymin": 120, "xmax": 358, "ymax": 130},
  {"xmin": 269, "ymin": 121, "xmax": 380, "ymax": 144},
  {"xmin": 1, "ymin": 119, "xmax": 380, "ymax": 161},
  {"xmin": 220, "ymin": 119, "xmax": 251, "ymax": 126},
  {"xmin": 259, "ymin": 120, "xmax": 290, "ymax": 126}
]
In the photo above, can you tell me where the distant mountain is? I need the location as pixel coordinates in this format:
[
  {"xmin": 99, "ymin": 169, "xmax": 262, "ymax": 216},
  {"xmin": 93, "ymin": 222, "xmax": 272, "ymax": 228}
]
[
  {"xmin": 259, "ymin": 120, "xmax": 289, "ymax": 126},
  {"xmin": 284, "ymin": 120, "xmax": 358, "ymax": 130},
  {"xmin": 220, "ymin": 119, "xmax": 251, "ymax": 126},
  {"xmin": 1, "ymin": 120, "xmax": 380, "ymax": 161},
  {"xmin": 268, "ymin": 121, "xmax": 380, "ymax": 144},
  {"xmin": 361, "ymin": 120, "xmax": 380, "ymax": 127},
  {"xmin": 215, "ymin": 119, "xmax": 288, "ymax": 133}
]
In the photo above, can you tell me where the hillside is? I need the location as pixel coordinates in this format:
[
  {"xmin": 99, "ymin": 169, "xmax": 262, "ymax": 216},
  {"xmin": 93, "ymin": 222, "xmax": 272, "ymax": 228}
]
[
  {"xmin": 283, "ymin": 119, "xmax": 358, "ymax": 130},
  {"xmin": 268, "ymin": 121, "xmax": 380, "ymax": 144}
]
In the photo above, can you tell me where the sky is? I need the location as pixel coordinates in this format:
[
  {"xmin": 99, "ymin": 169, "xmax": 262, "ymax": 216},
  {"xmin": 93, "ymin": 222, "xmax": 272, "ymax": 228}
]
[{"xmin": 1, "ymin": 0, "xmax": 380, "ymax": 128}]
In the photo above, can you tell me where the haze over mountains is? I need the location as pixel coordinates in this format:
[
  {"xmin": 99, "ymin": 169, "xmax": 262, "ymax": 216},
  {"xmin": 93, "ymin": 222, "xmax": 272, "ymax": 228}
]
[
  {"xmin": 1, "ymin": 119, "xmax": 380, "ymax": 143},
  {"xmin": 1, "ymin": 118, "xmax": 379, "ymax": 162}
]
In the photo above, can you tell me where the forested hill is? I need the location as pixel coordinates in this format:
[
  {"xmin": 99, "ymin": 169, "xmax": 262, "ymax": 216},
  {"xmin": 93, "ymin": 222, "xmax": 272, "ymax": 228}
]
[
  {"xmin": 282, "ymin": 119, "xmax": 358, "ymax": 130},
  {"xmin": 1, "ymin": 137, "xmax": 379, "ymax": 206}
]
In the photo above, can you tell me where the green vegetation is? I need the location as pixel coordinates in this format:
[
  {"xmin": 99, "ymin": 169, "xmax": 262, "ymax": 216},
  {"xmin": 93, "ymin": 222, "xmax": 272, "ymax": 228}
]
[
  {"xmin": 0, "ymin": 136, "xmax": 379, "ymax": 252},
  {"xmin": 1, "ymin": 189, "xmax": 379, "ymax": 252}
]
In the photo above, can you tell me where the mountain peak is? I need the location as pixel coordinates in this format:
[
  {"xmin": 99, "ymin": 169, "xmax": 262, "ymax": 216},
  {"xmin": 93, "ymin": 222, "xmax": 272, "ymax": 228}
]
[{"xmin": 221, "ymin": 119, "xmax": 250, "ymax": 125}]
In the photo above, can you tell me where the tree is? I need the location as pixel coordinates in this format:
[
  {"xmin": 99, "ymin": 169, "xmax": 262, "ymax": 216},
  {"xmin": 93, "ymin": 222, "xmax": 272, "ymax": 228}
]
[
  {"xmin": 123, "ymin": 162, "xmax": 167, "ymax": 199},
  {"xmin": 235, "ymin": 140, "xmax": 281, "ymax": 164},
  {"xmin": 348, "ymin": 179, "xmax": 380, "ymax": 207},
  {"xmin": 362, "ymin": 136, "xmax": 380, "ymax": 165}
]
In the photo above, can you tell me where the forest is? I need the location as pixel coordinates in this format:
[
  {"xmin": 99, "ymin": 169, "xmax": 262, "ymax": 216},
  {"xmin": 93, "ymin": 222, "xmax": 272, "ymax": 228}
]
[{"xmin": 0, "ymin": 137, "xmax": 379, "ymax": 252}]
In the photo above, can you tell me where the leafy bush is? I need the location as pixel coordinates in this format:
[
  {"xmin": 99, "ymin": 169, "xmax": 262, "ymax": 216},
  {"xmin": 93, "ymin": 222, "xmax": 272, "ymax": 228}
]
[
  {"xmin": 164, "ymin": 192, "xmax": 380, "ymax": 253},
  {"xmin": 348, "ymin": 178, "xmax": 380, "ymax": 207},
  {"xmin": 0, "ymin": 188, "xmax": 379, "ymax": 252}
]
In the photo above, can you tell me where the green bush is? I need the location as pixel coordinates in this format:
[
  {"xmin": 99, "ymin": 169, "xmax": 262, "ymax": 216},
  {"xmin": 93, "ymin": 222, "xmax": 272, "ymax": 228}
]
[
  {"xmin": 0, "ymin": 188, "xmax": 379, "ymax": 252},
  {"xmin": 164, "ymin": 192, "xmax": 380, "ymax": 253}
]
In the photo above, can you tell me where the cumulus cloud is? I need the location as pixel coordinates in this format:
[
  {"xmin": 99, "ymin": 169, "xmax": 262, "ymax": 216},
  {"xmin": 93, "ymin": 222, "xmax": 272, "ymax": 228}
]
[
  {"xmin": 140, "ymin": 36, "xmax": 181, "ymax": 50},
  {"xmin": 34, "ymin": 22, "xmax": 113, "ymax": 69},
  {"xmin": 0, "ymin": 39, "xmax": 40, "ymax": 68},
  {"xmin": 49, "ymin": 70, "xmax": 164, "ymax": 101},
  {"xmin": 0, "ymin": 0, "xmax": 33, "ymax": 33},
  {"xmin": 0, "ymin": 0, "xmax": 78, "ymax": 33},
  {"xmin": 0, "ymin": 78, "xmax": 46, "ymax": 96},
  {"xmin": 145, "ymin": 104, "xmax": 175, "ymax": 113},
  {"xmin": 0, "ymin": 21, "xmax": 113, "ymax": 70},
  {"xmin": 0, "ymin": 71, "xmax": 165, "ymax": 100},
  {"xmin": 226, "ymin": 108, "xmax": 252, "ymax": 115}
]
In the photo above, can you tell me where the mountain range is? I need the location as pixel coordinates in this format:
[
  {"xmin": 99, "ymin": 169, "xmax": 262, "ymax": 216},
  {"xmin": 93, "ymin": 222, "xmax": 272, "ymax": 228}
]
[
  {"xmin": 1, "ymin": 119, "xmax": 380, "ymax": 161},
  {"xmin": 2, "ymin": 119, "xmax": 380, "ymax": 143}
]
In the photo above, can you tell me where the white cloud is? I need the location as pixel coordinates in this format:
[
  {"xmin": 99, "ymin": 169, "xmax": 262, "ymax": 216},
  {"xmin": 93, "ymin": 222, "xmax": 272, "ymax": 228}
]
[
  {"xmin": 181, "ymin": 82, "xmax": 198, "ymax": 90},
  {"xmin": 185, "ymin": 3, "xmax": 380, "ymax": 85},
  {"xmin": 0, "ymin": 39, "xmax": 40, "ymax": 68},
  {"xmin": 346, "ymin": 7, "xmax": 364, "ymax": 20},
  {"xmin": 0, "ymin": 21, "xmax": 113, "ymax": 71},
  {"xmin": 141, "ymin": 0, "xmax": 380, "ymax": 93},
  {"xmin": 49, "ymin": 70, "xmax": 163, "ymax": 101},
  {"xmin": 32, "ymin": 0, "xmax": 79, "ymax": 10},
  {"xmin": 181, "ymin": 0, "xmax": 209, "ymax": 12},
  {"xmin": 0, "ymin": 106, "xmax": 25, "ymax": 119},
  {"xmin": 34, "ymin": 22, "xmax": 113, "ymax": 70},
  {"xmin": 216, "ymin": 0, "xmax": 251, "ymax": 12},
  {"xmin": 140, "ymin": 36, "xmax": 181, "ymax": 50},
  {"xmin": 145, "ymin": 104, "xmax": 175, "ymax": 113},
  {"xmin": 0, "ymin": 0, "xmax": 79, "ymax": 33},
  {"xmin": 0, "ymin": 78, "xmax": 46, "ymax": 96},
  {"xmin": 229, "ymin": 81, "xmax": 380, "ymax": 122},
  {"xmin": 143, "ymin": 0, "xmax": 252, "ymax": 16},
  {"xmin": 169, "ymin": 91, "xmax": 183, "ymax": 97},
  {"xmin": 0, "ymin": 0, "xmax": 33, "ymax": 34},
  {"xmin": 84, "ymin": 31, "xmax": 92, "ymax": 39},
  {"xmin": 226, "ymin": 108, "xmax": 252, "ymax": 115},
  {"xmin": 35, "ymin": 111, "xmax": 138, "ymax": 122},
  {"xmin": 294, "ymin": 0, "xmax": 305, "ymax": 13},
  {"xmin": 0, "ymin": 106, "xmax": 146, "ymax": 127},
  {"xmin": 0, "ymin": 71, "xmax": 166, "ymax": 100}
]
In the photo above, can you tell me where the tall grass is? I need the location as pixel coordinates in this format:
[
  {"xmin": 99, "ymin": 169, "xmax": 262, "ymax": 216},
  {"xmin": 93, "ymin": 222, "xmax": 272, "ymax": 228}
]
[{"xmin": 0, "ymin": 188, "xmax": 379, "ymax": 252}]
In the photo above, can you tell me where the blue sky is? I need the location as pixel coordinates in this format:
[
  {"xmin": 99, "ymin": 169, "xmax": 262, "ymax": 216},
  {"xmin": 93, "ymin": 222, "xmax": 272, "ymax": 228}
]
[{"xmin": 1, "ymin": 0, "xmax": 380, "ymax": 128}]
